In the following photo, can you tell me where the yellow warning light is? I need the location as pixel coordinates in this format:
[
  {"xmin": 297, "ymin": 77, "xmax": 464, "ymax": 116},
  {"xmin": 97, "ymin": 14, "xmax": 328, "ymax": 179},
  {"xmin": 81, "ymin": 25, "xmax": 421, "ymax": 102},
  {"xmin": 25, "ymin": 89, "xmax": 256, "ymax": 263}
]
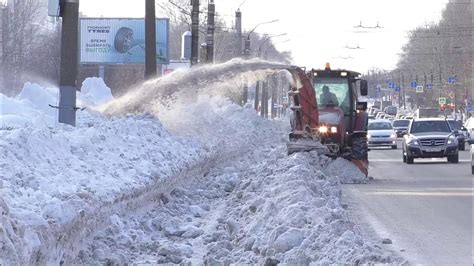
[{"xmin": 325, "ymin": 62, "xmax": 331, "ymax": 70}]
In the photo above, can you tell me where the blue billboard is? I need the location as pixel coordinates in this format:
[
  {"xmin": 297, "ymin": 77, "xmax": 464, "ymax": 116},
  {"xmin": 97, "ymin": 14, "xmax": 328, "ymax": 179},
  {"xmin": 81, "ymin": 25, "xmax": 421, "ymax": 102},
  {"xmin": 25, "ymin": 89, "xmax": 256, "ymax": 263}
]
[{"xmin": 80, "ymin": 18, "xmax": 169, "ymax": 64}]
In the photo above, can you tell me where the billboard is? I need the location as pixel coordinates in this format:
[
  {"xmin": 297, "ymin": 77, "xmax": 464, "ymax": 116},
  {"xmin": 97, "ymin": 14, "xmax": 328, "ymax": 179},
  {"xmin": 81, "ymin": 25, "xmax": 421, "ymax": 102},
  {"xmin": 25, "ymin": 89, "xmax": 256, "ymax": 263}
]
[{"xmin": 80, "ymin": 18, "xmax": 169, "ymax": 64}]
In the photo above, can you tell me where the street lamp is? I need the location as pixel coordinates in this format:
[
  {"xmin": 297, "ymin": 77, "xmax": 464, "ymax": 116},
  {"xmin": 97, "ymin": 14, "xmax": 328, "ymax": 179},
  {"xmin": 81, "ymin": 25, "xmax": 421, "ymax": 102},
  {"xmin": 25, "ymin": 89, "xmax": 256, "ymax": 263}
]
[
  {"xmin": 258, "ymin": 33, "xmax": 287, "ymax": 58},
  {"xmin": 246, "ymin": 19, "xmax": 279, "ymax": 39},
  {"xmin": 244, "ymin": 19, "xmax": 279, "ymax": 58}
]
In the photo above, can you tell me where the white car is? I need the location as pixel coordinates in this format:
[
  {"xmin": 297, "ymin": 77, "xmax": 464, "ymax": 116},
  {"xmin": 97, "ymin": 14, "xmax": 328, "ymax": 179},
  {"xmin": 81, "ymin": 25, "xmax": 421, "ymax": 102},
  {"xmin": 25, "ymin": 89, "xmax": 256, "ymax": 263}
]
[
  {"xmin": 465, "ymin": 117, "xmax": 474, "ymax": 145},
  {"xmin": 368, "ymin": 119, "xmax": 397, "ymax": 149}
]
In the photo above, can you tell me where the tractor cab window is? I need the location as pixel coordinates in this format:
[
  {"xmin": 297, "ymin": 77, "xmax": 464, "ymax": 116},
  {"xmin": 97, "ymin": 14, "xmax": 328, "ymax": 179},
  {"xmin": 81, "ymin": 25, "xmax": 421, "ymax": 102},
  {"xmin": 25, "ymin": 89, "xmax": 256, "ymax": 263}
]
[{"xmin": 313, "ymin": 77, "xmax": 350, "ymax": 114}]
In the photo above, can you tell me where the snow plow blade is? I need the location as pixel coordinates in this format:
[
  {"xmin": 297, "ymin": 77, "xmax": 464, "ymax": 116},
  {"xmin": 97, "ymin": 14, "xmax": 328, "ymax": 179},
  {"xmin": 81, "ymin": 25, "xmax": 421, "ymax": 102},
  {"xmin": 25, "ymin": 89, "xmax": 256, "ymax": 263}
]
[
  {"xmin": 287, "ymin": 139, "xmax": 369, "ymax": 177},
  {"xmin": 350, "ymin": 158, "xmax": 368, "ymax": 177},
  {"xmin": 287, "ymin": 140, "xmax": 329, "ymax": 155}
]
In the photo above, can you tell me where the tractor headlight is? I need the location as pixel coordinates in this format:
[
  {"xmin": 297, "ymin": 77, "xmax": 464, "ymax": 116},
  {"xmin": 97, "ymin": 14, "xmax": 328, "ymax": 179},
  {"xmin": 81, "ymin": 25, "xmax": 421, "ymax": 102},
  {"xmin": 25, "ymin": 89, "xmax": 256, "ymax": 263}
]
[
  {"xmin": 319, "ymin": 126, "xmax": 328, "ymax": 134},
  {"xmin": 330, "ymin": 127, "xmax": 337, "ymax": 133}
]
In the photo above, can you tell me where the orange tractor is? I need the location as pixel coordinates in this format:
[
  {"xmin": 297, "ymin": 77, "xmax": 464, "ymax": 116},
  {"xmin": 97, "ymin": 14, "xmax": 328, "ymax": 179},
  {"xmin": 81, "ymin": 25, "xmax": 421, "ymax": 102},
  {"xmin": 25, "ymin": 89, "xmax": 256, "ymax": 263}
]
[{"xmin": 287, "ymin": 63, "xmax": 370, "ymax": 175}]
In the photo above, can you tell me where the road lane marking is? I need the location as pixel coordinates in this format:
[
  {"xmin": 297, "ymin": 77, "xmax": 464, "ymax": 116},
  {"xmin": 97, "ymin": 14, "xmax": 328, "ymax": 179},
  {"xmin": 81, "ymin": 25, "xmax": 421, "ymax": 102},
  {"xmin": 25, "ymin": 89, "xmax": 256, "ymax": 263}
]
[{"xmin": 370, "ymin": 159, "xmax": 471, "ymax": 163}]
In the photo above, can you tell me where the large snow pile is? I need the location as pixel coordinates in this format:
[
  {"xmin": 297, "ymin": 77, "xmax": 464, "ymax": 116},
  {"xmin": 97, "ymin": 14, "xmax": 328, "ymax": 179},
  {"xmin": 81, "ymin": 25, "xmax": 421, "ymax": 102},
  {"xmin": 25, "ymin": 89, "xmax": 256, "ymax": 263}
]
[
  {"xmin": 1, "ymin": 113, "xmax": 204, "ymax": 264},
  {"xmin": 0, "ymin": 82, "xmax": 58, "ymax": 127},
  {"xmin": 78, "ymin": 77, "xmax": 113, "ymax": 107},
  {"xmin": 73, "ymin": 148, "xmax": 398, "ymax": 265},
  {"xmin": 0, "ymin": 78, "xmax": 114, "ymax": 128},
  {"xmin": 0, "ymin": 80, "xmax": 287, "ymax": 265},
  {"xmin": 1, "ymin": 61, "xmax": 400, "ymax": 265}
]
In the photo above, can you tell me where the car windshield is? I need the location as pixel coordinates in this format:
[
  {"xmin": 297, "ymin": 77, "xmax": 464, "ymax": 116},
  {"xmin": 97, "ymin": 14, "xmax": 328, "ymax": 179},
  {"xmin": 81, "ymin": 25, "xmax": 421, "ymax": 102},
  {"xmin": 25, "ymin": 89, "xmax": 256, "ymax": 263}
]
[
  {"xmin": 393, "ymin": 120, "xmax": 410, "ymax": 127},
  {"xmin": 410, "ymin": 120, "xmax": 450, "ymax": 133},
  {"xmin": 368, "ymin": 122, "xmax": 393, "ymax": 130},
  {"xmin": 447, "ymin": 120, "xmax": 461, "ymax": 130},
  {"xmin": 313, "ymin": 77, "xmax": 350, "ymax": 114}
]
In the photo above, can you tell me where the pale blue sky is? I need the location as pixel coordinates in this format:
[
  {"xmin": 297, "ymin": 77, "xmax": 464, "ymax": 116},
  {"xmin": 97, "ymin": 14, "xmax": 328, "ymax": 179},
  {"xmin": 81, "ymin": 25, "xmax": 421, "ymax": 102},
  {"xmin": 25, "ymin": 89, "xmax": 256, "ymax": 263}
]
[{"xmin": 79, "ymin": 0, "xmax": 448, "ymax": 72}]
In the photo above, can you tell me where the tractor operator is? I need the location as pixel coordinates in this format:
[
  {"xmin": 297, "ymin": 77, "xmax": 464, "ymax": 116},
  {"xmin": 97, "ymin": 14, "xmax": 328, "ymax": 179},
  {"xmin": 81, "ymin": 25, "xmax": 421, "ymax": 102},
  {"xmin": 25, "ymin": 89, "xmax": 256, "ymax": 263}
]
[{"xmin": 320, "ymin": 85, "xmax": 339, "ymax": 107}]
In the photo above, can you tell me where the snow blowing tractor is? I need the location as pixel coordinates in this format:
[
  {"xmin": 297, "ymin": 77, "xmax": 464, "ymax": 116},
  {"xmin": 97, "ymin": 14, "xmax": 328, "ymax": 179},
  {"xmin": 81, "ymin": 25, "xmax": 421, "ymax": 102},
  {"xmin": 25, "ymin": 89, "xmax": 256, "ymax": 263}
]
[{"xmin": 286, "ymin": 63, "xmax": 369, "ymax": 176}]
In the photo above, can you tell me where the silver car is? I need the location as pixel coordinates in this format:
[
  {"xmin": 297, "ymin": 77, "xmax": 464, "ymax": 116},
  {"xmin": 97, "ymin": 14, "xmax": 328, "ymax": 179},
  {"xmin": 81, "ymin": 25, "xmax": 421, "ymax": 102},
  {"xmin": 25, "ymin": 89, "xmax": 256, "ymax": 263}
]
[{"xmin": 368, "ymin": 119, "xmax": 397, "ymax": 149}]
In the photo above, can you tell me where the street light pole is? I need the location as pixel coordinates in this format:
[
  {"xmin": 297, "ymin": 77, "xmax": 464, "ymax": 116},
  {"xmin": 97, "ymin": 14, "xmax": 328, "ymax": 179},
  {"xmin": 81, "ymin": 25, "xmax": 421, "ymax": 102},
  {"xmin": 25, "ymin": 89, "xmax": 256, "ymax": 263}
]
[
  {"xmin": 145, "ymin": 0, "xmax": 157, "ymax": 79},
  {"xmin": 190, "ymin": 0, "xmax": 199, "ymax": 66},
  {"xmin": 235, "ymin": 9, "xmax": 242, "ymax": 57},
  {"xmin": 206, "ymin": 0, "xmax": 215, "ymax": 63},
  {"xmin": 256, "ymin": 33, "xmax": 285, "ymax": 118},
  {"xmin": 242, "ymin": 19, "xmax": 278, "ymax": 110},
  {"xmin": 58, "ymin": 0, "xmax": 79, "ymax": 126}
]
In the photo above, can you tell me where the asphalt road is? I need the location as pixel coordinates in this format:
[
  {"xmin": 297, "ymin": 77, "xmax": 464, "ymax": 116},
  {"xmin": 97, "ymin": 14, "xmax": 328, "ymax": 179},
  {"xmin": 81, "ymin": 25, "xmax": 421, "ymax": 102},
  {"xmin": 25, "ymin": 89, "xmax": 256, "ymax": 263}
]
[{"xmin": 343, "ymin": 141, "xmax": 473, "ymax": 265}]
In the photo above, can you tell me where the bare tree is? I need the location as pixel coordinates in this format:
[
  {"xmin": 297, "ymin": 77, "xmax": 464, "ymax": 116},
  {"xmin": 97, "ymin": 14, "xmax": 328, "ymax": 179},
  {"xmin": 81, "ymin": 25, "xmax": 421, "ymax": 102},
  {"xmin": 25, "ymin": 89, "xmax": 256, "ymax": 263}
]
[
  {"xmin": 1, "ymin": 0, "xmax": 62, "ymax": 95},
  {"xmin": 366, "ymin": 0, "xmax": 473, "ymax": 109}
]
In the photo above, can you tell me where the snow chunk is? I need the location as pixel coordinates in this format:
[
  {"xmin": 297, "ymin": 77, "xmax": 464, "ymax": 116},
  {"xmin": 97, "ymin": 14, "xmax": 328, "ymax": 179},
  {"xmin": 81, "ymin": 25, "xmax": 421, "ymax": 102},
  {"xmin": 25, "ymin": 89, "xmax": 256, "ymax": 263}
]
[
  {"xmin": 272, "ymin": 228, "xmax": 305, "ymax": 253},
  {"xmin": 324, "ymin": 157, "xmax": 368, "ymax": 184},
  {"xmin": 78, "ymin": 78, "xmax": 113, "ymax": 107}
]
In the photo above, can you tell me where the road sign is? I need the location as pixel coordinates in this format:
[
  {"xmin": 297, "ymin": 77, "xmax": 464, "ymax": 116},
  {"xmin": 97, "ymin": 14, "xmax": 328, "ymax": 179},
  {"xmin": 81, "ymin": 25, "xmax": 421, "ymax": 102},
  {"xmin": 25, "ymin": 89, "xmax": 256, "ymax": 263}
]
[
  {"xmin": 416, "ymin": 85, "xmax": 423, "ymax": 93},
  {"xmin": 80, "ymin": 18, "xmax": 170, "ymax": 65},
  {"xmin": 448, "ymin": 92, "xmax": 455, "ymax": 98},
  {"xmin": 426, "ymin": 83, "xmax": 433, "ymax": 90},
  {"xmin": 395, "ymin": 86, "xmax": 401, "ymax": 92},
  {"xmin": 448, "ymin": 75, "xmax": 456, "ymax": 84},
  {"xmin": 410, "ymin": 80, "xmax": 417, "ymax": 88},
  {"xmin": 388, "ymin": 82, "xmax": 394, "ymax": 89},
  {"xmin": 438, "ymin": 97, "xmax": 446, "ymax": 104}
]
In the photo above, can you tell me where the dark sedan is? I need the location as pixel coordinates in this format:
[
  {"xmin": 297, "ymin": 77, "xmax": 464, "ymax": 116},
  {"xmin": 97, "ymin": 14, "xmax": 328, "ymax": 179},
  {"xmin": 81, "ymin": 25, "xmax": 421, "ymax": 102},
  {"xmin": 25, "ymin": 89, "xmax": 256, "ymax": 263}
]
[
  {"xmin": 392, "ymin": 119, "xmax": 410, "ymax": 137},
  {"xmin": 447, "ymin": 119, "xmax": 466, "ymax": 150}
]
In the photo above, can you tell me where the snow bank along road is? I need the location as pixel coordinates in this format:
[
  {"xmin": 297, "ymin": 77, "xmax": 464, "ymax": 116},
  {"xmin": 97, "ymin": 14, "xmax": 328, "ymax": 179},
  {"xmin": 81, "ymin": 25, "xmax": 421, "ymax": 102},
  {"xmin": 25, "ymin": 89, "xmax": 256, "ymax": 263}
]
[
  {"xmin": 344, "ymin": 143, "xmax": 473, "ymax": 265},
  {"xmin": 1, "ymin": 59, "xmax": 403, "ymax": 265}
]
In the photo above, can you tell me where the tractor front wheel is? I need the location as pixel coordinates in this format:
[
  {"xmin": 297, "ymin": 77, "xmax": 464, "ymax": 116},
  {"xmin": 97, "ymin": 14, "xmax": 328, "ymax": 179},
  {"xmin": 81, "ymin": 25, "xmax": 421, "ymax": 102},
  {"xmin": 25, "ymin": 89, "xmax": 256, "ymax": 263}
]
[
  {"xmin": 351, "ymin": 135, "xmax": 369, "ymax": 176},
  {"xmin": 352, "ymin": 135, "xmax": 368, "ymax": 160}
]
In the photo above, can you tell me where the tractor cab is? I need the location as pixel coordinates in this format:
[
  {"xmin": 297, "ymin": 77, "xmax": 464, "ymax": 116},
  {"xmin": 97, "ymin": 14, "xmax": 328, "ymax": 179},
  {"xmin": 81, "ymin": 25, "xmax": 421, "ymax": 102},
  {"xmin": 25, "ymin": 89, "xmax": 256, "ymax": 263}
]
[{"xmin": 310, "ymin": 63, "xmax": 368, "ymax": 140}]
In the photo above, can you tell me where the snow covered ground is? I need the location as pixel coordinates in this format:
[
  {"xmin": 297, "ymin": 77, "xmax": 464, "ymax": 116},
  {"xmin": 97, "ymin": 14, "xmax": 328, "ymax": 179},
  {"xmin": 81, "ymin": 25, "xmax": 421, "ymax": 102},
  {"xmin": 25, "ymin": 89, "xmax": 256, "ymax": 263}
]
[{"xmin": 1, "ymin": 60, "xmax": 404, "ymax": 265}]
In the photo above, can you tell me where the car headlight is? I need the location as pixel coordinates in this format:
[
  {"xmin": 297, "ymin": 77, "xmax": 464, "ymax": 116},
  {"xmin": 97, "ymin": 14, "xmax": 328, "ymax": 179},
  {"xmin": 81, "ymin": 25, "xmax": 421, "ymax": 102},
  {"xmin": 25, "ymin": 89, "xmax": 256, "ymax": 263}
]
[
  {"xmin": 367, "ymin": 134, "xmax": 371, "ymax": 139},
  {"xmin": 330, "ymin": 126, "xmax": 337, "ymax": 133},
  {"xmin": 390, "ymin": 133, "xmax": 396, "ymax": 138},
  {"xmin": 447, "ymin": 137, "xmax": 457, "ymax": 145},
  {"xmin": 408, "ymin": 139, "xmax": 419, "ymax": 146},
  {"xmin": 319, "ymin": 126, "xmax": 328, "ymax": 134}
]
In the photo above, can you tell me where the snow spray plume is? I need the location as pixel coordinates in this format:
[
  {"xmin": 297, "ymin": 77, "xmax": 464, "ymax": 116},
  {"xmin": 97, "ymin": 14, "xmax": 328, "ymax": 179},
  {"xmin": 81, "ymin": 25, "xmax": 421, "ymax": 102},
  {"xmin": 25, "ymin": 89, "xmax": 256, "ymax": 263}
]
[{"xmin": 102, "ymin": 58, "xmax": 291, "ymax": 116}]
